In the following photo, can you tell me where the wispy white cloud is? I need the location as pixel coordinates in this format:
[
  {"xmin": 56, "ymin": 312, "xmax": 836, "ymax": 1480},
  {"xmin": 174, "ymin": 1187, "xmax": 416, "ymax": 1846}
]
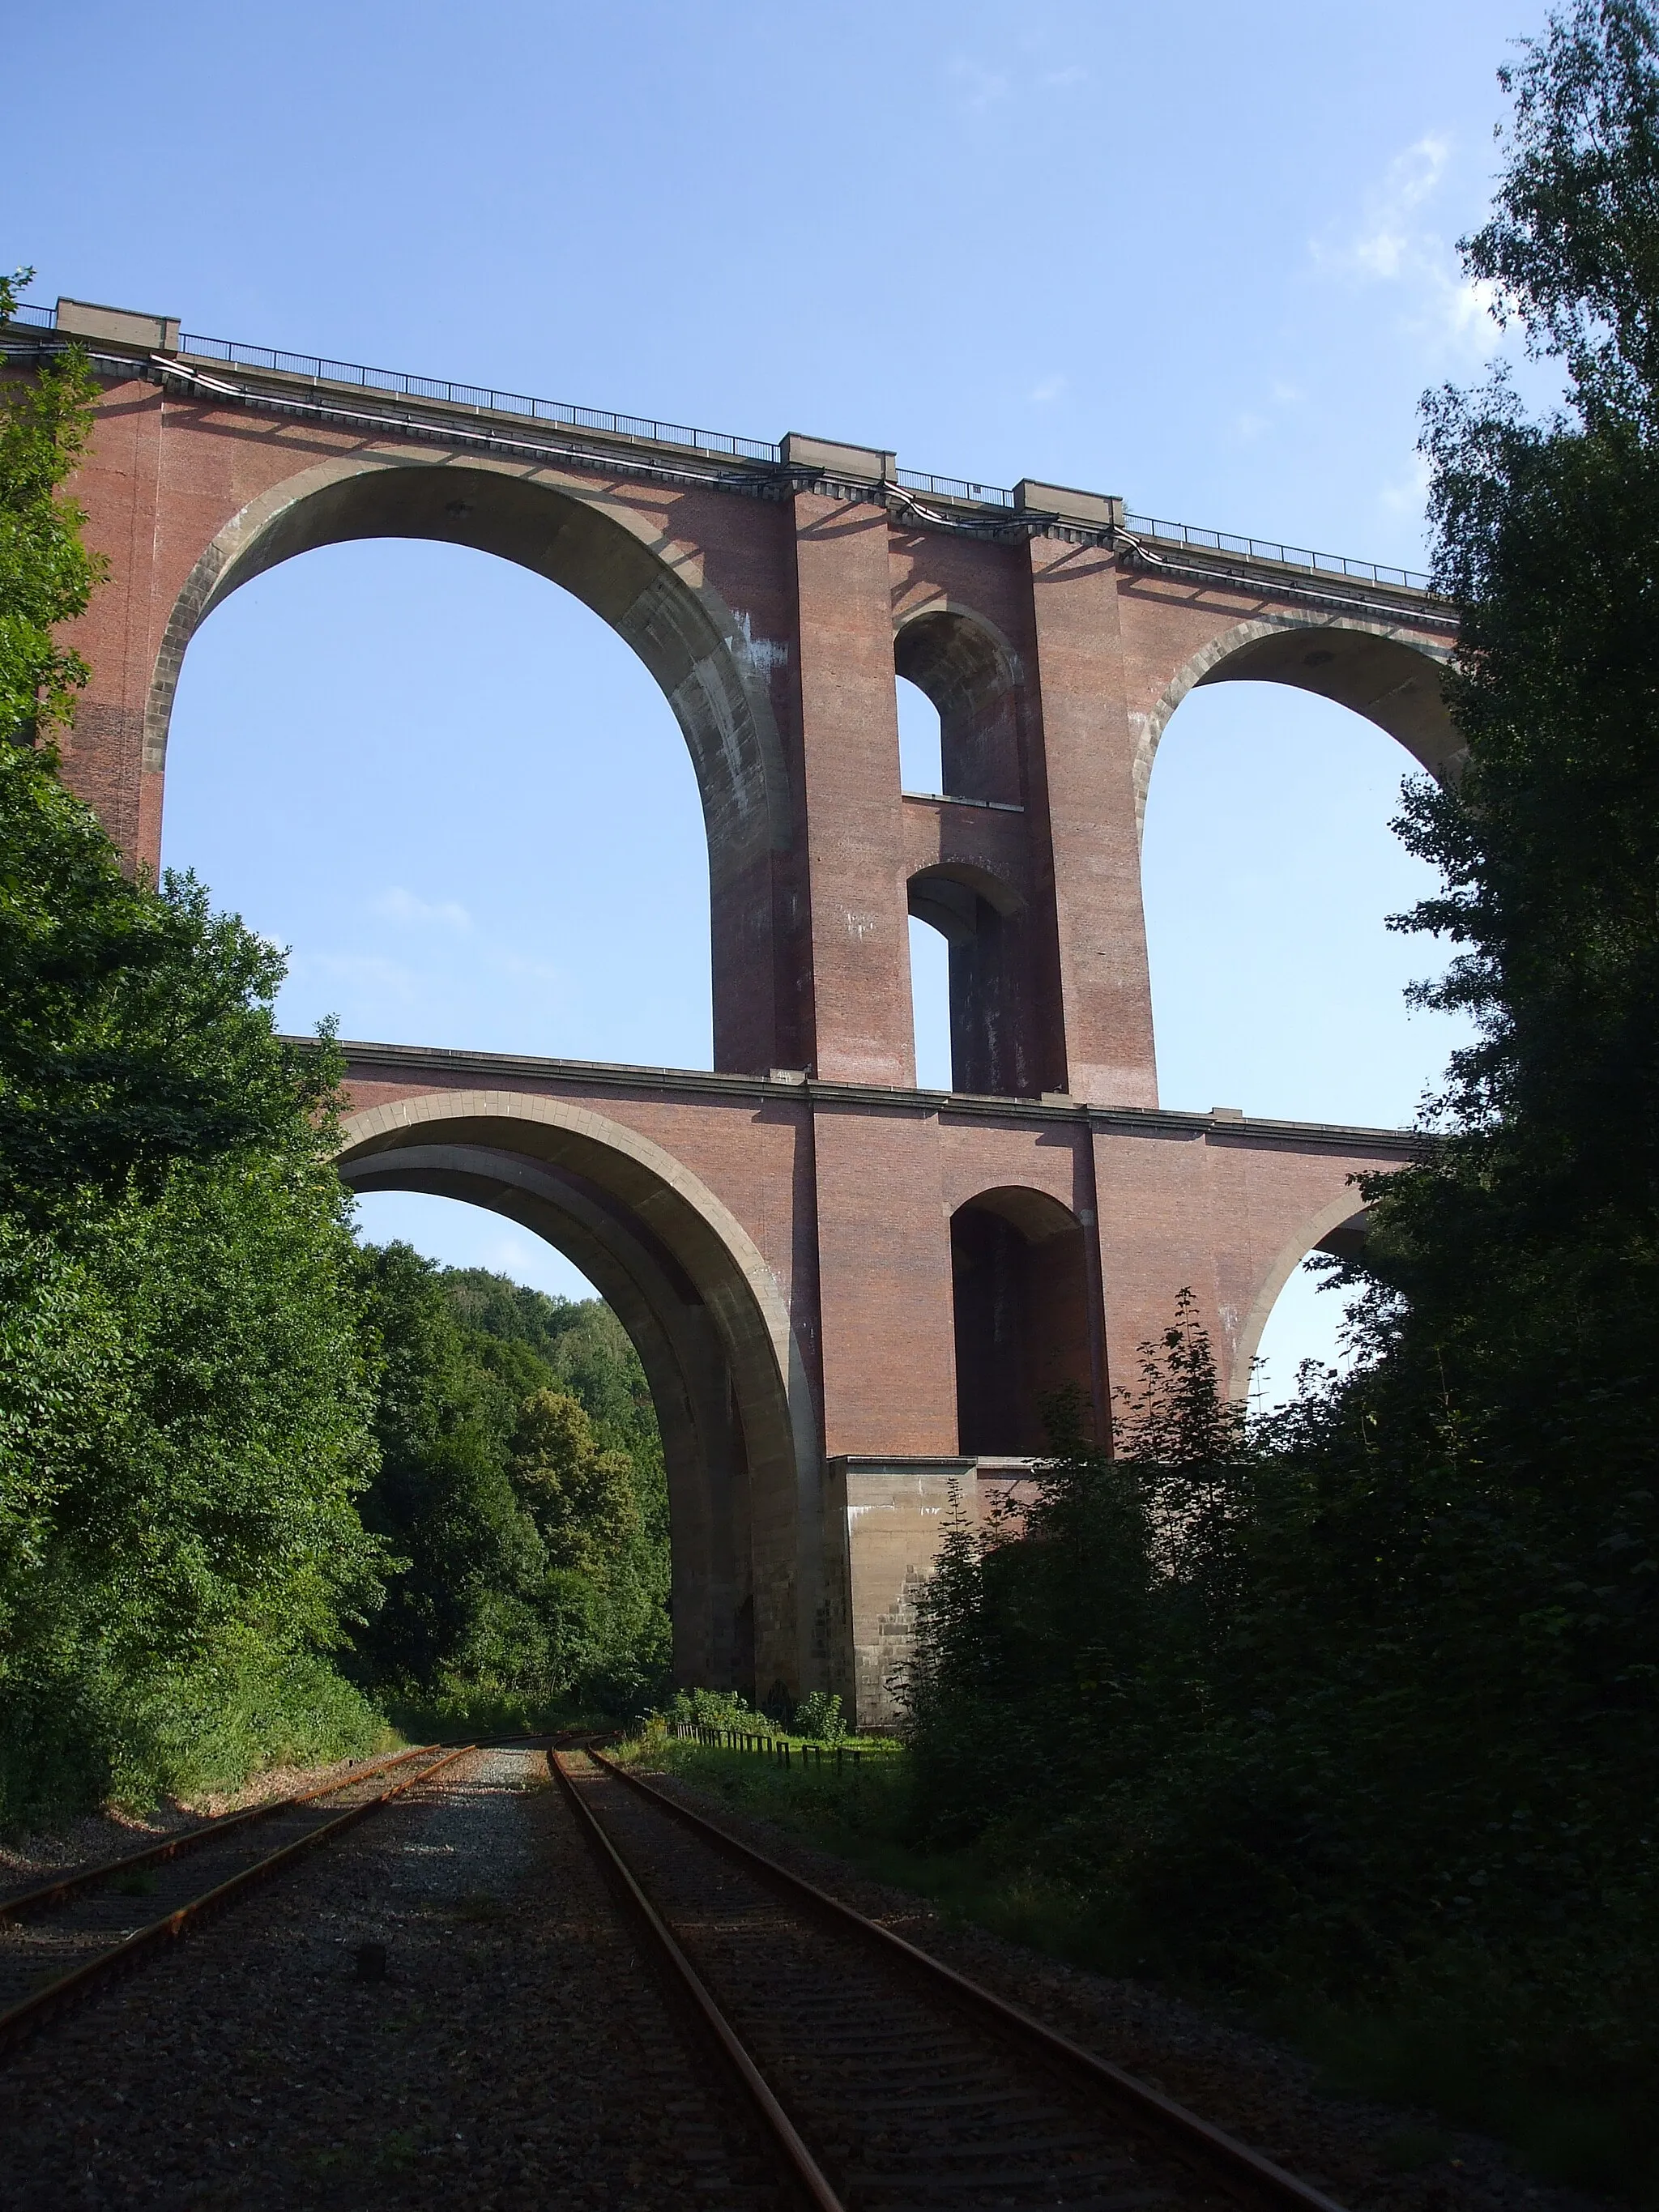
[
  {"xmin": 476, "ymin": 1232, "xmax": 593, "ymax": 1299},
  {"xmin": 1438, "ymin": 271, "xmax": 1501, "ymax": 343},
  {"xmin": 1315, "ymin": 135, "xmax": 1451, "ymax": 282},
  {"xmin": 496, "ymin": 949, "xmax": 565, "ymax": 987},
  {"xmin": 370, "ymin": 886, "xmax": 471, "ymax": 929},
  {"xmin": 1311, "ymin": 134, "xmax": 1499, "ymax": 360},
  {"xmin": 948, "ymin": 49, "xmax": 1089, "ymax": 117},
  {"xmin": 1229, "ymin": 378, "xmax": 1303, "ymax": 445},
  {"xmin": 949, "ymin": 56, "xmax": 1009, "ymax": 113},
  {"xmin": 1027, "ymin": 373, "xmax": 1067, "ymax": 405},
  {"xmin": 482, "ymin": 1230, "xmax": 550, "ymax": 1274},
  {"xmin": 303, "ymin": 951, "xmax": 420, "ymax": 1000},
  {"xmin": 1379, "ymin": 451, "xmax": 1433, "ymax": 518}
]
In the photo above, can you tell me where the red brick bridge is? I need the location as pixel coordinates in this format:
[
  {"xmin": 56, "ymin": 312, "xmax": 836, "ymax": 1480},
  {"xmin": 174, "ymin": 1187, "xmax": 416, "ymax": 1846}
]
[{"xmin": 9, "ymin": 296, "xmax": 1453, "ymax": 1723}]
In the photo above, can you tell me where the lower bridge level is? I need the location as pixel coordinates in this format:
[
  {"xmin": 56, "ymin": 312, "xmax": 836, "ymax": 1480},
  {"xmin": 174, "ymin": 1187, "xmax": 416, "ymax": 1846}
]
[{"xmin": 335, "ymin": 1040, "xmax": 1410, "ymax": 1728}]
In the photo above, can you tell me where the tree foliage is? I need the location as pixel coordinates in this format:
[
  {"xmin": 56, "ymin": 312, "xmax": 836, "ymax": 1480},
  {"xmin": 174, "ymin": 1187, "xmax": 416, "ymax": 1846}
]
[
  {"xmin": 0, "ymin": 276, "xmax": 339, "ymax": 1218},
  {"xmin": 348, "ymin": 1251, "xmax": 670, "ymax": 1716},
  {"xmin": 0, "ymin": 767, "xmax": 389, "ymax": 1818},
  {"xmin": 512, "ymin": 1389, "xmax": 641, "ymax": 1574},
  {"xmin": 0, "ymin": 267, "xmax": 104, "ymax": 739},
  {"xmin": 0, "ymin": 292, "xmax": 390, "ymax": 1819},
  {"xmin": 0, "ymin": 744, "xmax": 348, "ymax": 1221}
]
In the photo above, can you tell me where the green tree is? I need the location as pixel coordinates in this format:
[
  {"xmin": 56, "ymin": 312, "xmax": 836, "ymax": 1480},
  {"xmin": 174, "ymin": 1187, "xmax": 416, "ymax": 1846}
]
[
  {"xmin": 0, "ymin": 274, "xmax": 388, "ymax": 1820},
  {"xmin": 511, "ymin": 1388, "xmax": 641, "ymax": 1572},
  {"xmin": 0, "ymin": 266, "xmax": 104, "ymax": 740},
  {"xmin": 0, "ymin": 268, "xmax": 331, "ymax": 1221},
  {"xmin": 1333, "ymin": 0, "xmax": 1659, "ymax": 1775},
  {"xmin": 347, "ymin": 1255, "xmax": 672, "ymax": 1715},
  {"xmin": 444, "ymin": 1268, "xmax": 664, "ymax": 1474},
  {"xmin": 349, "ymin": 1242, "xmax": 548, "ymax": 1698},
  {"xmin": 0, "ymin": 823, "xmax": 390, "ymax": 1823},
  {"xmin": 0, "ymin": 741, "xmax": 349, "ymax": 1221},
  {"xmin": 902, "ymin": 1305, "xmax": 1246, "ymax": 1852},
  {"xmin": 1364, "ymin": 0, "xmax": 1659, "ymax": 1351},
  {"xmin": 0, "ymin": 1155, "xmax": 388, "ymax": 1820}
]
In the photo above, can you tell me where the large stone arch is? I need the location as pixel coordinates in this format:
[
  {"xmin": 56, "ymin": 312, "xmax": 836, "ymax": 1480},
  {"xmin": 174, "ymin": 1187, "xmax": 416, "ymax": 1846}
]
[
  {"xmin": 1232, "ymin": 1191, "xmax": 1371, "ymax": 1400},
  {"xmin": 1130, "ymin": 615, "xmax": 1460, "ymax": 836},
  {"xmin": 336, "ymin": 1089, "xmax": 822, "ymax": 1702},
  {"xmin": 147, "ymin": 454, "xmax": 795, "ymax": 1074}
]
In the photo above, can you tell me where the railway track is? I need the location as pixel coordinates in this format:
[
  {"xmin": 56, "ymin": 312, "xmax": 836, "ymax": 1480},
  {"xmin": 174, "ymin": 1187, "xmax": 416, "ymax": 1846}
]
[
  {"xmin": 556, "ymin": 1747, "xmax": 1350, "ymax": 2212},
  {"xmin": 0, "ymin": 1741, "xmax": 472, "ymax": 2052}
]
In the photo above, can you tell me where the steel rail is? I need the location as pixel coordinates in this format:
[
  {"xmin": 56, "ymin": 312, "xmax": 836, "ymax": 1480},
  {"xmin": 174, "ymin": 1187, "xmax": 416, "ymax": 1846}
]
[
  {"xmin": 552, "ymin": 1750, "xmax": 844, "ymax": 2212},
  {"xmin": 589, "ymin": 1749, "xmax": 1350, "ymax": 2212},
  {"xmin": 0, "ymin": 1745, "xmax": 474, "ymax": 2055},
  {"xmin": 0, "ymin": 1741, "xmax": 446, "ymax": 1920}
]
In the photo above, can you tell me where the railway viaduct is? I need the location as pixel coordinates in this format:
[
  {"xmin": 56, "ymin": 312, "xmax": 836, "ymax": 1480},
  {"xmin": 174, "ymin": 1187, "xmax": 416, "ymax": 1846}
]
[{"xmin": 6, "ymin": 296, "xmax": 1456, "ymax": 1724}]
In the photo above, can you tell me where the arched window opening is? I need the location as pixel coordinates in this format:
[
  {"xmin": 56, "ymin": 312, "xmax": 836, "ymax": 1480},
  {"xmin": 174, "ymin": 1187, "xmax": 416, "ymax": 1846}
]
[
  {"xmin": 951, "ymin": 1188, "xmax": 1093, "ymax": 1455},
  {"xmin": 894, "ymin": 612, "xmax": 1021, "ymax": 804},
  {"xmin": 908, "ymin": 866, "xmax": 1026, "ymax": 1096},
  {"xmin": 897, "ymin": 676, "xmax": 943, "ymax": 795},
  {"xmin": 162, "ymin": 539, "xmax": 713, "ymax": 1068},
  {"xmin": 1141, "ymin": 680, "xmax": 1472, "ymax": 1128},
  {"xmin": 908, "ymin": 914, "xmax": 953, "ymax": 1090}
]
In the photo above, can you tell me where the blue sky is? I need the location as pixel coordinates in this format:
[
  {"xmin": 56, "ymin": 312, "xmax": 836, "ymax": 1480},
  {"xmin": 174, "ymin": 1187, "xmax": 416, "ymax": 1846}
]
[{"xmin": 11, "ymin": 0, "xmax": 1546, "ymax": 1399}]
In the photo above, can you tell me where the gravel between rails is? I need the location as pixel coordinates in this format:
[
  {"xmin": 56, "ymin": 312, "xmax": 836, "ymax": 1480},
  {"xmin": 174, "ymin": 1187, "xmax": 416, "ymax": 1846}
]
[
  {"xmin": 0, "ymin": 1747, "xmax": 783, "ymax": 2210},
  {"xmin": 623, "ymin": 1759, "xmax": 1614, "ymax": 2212}
]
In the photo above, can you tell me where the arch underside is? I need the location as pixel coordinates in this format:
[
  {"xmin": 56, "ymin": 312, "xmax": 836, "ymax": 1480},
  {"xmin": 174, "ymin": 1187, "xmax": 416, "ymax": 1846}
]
[
  {"xmin": 894, "ymin": 606, "xmax": 1023, "ymax": 809},
  {"xmin": 336, "ymin": 1093, "xmax": 819, "ymax": 1703},
  {"xmin": 1231, "ymin": 1200, "xmax": 1371, "ymax": 1400},
  {"xmin": 147, "ymin": 455, "xmax": 798, "ymax": 1076},
  {"xmin": 1196, "ymin": 624, "xmax": 1459, "ymax": 771},
  {"xmin": 1132, "ymin": 615, "xmax": 1461, "ymax": 837}
]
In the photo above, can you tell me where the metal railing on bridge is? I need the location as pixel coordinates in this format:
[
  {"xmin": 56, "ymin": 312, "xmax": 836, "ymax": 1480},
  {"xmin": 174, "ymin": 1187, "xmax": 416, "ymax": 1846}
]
[
  {"xmin": 174, "ymin": 328, "xmax": 783, "ymax": 463},
  {"xmin": 896, "ymin": 466, "xmax": 1017, "ymax": 509},
  {"xmin": 1122, "ymin": 509, "xmax": 1432, "ymax": 593},
  {"xmin": 3, "ymin": 298, "xmax": 1436, "ymax": 593}
]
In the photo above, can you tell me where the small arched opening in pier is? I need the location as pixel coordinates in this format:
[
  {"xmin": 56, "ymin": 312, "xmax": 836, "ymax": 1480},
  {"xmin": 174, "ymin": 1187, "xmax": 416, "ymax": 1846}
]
[{"xmin": 950, "ymin": 1186, "xmax": 1094, "ymax": 1455}]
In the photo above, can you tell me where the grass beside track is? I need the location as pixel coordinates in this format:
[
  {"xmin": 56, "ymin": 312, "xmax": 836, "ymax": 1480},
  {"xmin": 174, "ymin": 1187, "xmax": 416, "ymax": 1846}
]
[
  {"xmin": 613, "ymin": 1733, "xmax": 1116, "ymax": 1953},
  {"xmin": 381, "ymin": 1691, "xmax": 625, "ymax": 1745}
]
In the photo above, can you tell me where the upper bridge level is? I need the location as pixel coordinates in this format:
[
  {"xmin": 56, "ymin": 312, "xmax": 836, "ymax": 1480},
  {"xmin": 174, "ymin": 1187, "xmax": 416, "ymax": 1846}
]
[{"xmin": 5, "ymin": 295, "xmax": 1457, "ymax": 1116}]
